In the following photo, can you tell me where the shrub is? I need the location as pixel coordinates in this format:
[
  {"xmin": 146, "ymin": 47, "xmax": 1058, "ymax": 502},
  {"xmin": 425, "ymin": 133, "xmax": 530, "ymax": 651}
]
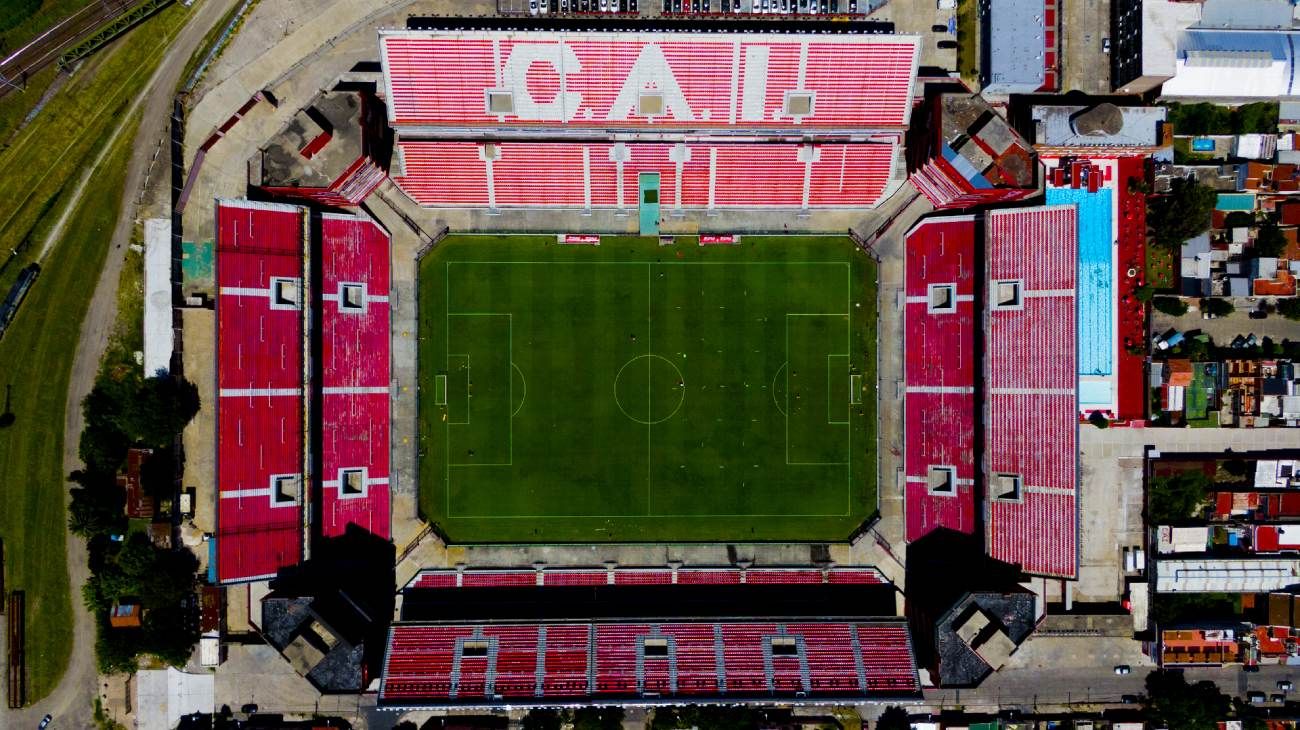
[
  {"xmin": 1200, "ymin": 298, "xmax": 1235, "ymax": 317},
  {"xmin": 1152, "ymin": 296, "xmax": 1188, "ymax": 316}
]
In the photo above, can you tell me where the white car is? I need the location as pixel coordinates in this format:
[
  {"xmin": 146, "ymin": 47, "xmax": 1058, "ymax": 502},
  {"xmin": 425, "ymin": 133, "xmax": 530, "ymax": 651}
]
[
  {"xmin": 529, "ymin": 0, "xmax": 539, "ymax": 13},
  {"xmin": 1114, "ymin": 665, "xmax": 1131, "ymax": 675},
  {"xmin": 1280, "ymin": 680, "xmax": 1294, "ymax": 692}
]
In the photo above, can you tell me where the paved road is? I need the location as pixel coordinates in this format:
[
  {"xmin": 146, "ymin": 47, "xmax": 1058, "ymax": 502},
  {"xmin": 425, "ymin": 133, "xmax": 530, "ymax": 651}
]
[
  {"xmin": 0, "ymin": 0, "xmax": 135, "ymax": 99},
  {"xmin": 0, "ymin": 0, "xmax": 240, "ymax": 726},
  {"xmin": 920, "ymin": 664, "xmax": 1300, "ymax": 714}
]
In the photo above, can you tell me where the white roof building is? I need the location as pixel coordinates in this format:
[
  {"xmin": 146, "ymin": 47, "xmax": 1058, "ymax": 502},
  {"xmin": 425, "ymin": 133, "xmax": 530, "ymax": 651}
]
[
  {"xmin": 1156, "ymin": 558, "xmax": 1300, "ymax": 592},
  {"xmin": 135, "ymin": 668, "xmax": 215, "ymax": 730},
  {"xmin": 1162, "ymin": 29, "xmax": 1300, "ymax": 99}
]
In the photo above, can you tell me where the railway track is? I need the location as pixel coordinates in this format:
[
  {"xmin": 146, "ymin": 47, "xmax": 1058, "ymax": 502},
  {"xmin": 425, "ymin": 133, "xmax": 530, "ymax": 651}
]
[{"xmin": 0, "ymin": 0, "xmax": 134, "ymax": 99}]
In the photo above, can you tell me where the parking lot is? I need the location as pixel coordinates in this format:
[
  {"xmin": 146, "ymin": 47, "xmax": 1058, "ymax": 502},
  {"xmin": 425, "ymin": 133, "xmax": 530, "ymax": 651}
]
[{"xmin": 1062, "ymin": 0, "xmax": 1111, "ymax": 93}]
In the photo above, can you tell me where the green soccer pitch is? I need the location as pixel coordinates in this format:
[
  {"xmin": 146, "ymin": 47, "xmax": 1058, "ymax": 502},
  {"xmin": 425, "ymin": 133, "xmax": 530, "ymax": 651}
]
[{"xmin": 417, "ymin": 235, "xmax": 878, "ymax": 543}]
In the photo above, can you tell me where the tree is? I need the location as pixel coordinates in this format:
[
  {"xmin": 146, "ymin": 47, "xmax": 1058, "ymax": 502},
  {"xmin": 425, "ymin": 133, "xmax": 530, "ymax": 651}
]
[
  {"xmin": 1088, "ymin": 411, "xmax": 1110, "ymax": 429},
  {"xmin": 573, "ymin": 707, "xmax": 624, "ymax": 730},
  {"xmin": 1135, "ymin": 284, "xmax": 1156, "ymax": 302},
  {"xmin": 521, "ymin": 710, "xmax": 564, "ymax": 730},
  {"xmin": 652, "ymin": 706, "xmax": 767, "ymax": 730},
  {"xmin": 1142, "ymin": 669, "xmax": 1231, "ymax": 730},
  {"xmin": 1222, "ymin": 211, "xmax": 1255, "ymax": 229},
  {"xmin": 1152, "ymin": 296, "xmax": 1189, "ymax": 316},
  {"xmin": 122, "ymin": 375, "xmax": 201, "ymax": 448},
  {"xmin": 1149, "ymin": 177, "xmax": 1217, "ymax": 249},
  {"xmin": 875, "ymin": 706, "xmax": 911, "ymax": 730},
  {"xmin": 1278, "ymin": 298, "xmax": 1300, "ymax": 321},
  {"xmin": 1254, "ymin": 219, "xmax": 1287, "ymax": 258},
  {"xmin": 1148, "ymin": 471, "xmax": 1212, "ymax": 523},
  {"xmin": 1200, "ymin": 297, "xmax": 1235, "ymax": 317}
]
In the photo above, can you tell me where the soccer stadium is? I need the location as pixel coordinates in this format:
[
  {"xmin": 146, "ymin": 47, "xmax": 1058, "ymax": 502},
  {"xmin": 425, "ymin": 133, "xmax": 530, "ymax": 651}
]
[{"xmin": 183, "ymin": 4, "xmax": 1132, "ymax": 713}]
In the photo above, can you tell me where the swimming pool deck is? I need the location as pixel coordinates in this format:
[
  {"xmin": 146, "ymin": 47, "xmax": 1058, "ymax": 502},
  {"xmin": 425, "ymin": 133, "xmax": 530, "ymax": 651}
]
[{"xmin": 1045, "ymin": 160, "xmax": 1121, "ymax": 416}]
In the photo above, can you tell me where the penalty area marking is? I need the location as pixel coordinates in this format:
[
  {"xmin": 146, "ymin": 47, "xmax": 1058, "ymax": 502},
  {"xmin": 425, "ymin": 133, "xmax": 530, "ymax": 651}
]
[{"xmin": 434, "ymin": 374, "xmax": 447, "ymax": 405}]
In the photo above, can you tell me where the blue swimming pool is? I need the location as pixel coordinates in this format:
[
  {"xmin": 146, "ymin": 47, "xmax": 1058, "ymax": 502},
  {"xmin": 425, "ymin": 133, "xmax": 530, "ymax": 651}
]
[{"xmin": 1046, "ymin": 187, "xmax": 1113, "ymax": 377}]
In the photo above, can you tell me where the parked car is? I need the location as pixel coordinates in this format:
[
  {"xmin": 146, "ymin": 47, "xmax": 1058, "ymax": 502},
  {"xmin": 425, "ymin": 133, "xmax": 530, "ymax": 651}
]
[
  {"xmin": 1249, "ymin": 308, "xmax": 1268, "ymax": 319},
  {"xmin": 937, "ymin": 40, "xmax": 958, "ymax": 49},
  {"xmin": 39, "ymin": 716, "xmax": 53, "ymax": 730},
  {"xmin": 1121, "ymin": 695, "xmax": 1139, "ymax": 704},
  {"xmin": 938, "ymin": 0, "xmax": 957, "ymax": 8},
  {"xmin": 1280, "ymin": 680, "xmax": 1294, "ymax": 691},
  {"xmin": 529, "ymin": 0, "xmax": 539, "ymax": 14},
  {"xmin": 932, "ymin": 24, "xmax": 948, "ymax": 32},
  {"xmin": 1114, "ymin": 665, "xmax": 1131, "ymax": 675},
  {"xmin": 1248, "ymin": 691, "xmax": 1266, "ymax": 704},
  {"xmin": 1272, "ymin": 694, "xmax": 1287, "ymax": 703},
  {"xmin": 1102, "ymin": 37, "xmax": 1110, "ymax": 53}
]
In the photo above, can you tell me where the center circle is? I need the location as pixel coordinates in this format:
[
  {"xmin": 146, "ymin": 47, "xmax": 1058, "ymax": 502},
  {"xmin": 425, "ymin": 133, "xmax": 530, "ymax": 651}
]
[{"xmin": 613, "ymin": 354, "xmax": 685, "ymax": 425}]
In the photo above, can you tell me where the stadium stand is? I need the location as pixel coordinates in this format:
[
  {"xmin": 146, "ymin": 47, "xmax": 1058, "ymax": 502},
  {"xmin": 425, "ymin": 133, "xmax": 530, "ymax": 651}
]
[
  {"xmin": 381, "ymin": 618, "xmax": 918, "ymax": 706},
  {"xmin": 393, "ymin": 140, "xmax": 897, "ymax": 210},
  {"xmin": 902, "ymin": 216, "xmax": 978, "ymax": 542},
  {"xmin": 380, "ymin": 30, "xmax": 918, "ymax": 132},
  {"xmin": 216, "ymin": 200, "xmax": 308, "ymax": 583},
  {"xmin": 407, "ymin": 565, "xmax": 886, "ymax": 590},
  {"xmin": 319, "ymin": 214, "xmax": 391, "ymax": 540},
  {"xmin": 900, "ymin": 208, "xmax": 1080, "ymax": 579},
  {"xmin": 983, "ymin": 207, "xmax": 1079, "ymax": 579}
]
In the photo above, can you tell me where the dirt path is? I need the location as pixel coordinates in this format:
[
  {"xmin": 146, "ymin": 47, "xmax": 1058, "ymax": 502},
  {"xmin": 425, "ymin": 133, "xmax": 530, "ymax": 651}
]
[{"xmin": 0, "ymin": 0, "xmax": 239, "ymax": 726}]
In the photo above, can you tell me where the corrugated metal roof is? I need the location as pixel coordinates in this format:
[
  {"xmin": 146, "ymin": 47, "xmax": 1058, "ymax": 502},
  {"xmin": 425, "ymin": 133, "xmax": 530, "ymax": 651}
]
[
  {"xmin": 1164, "ymin": 29, "xmax": 1300, "ymax": 98},
  {"xmin": 984, "ymin": 0, "xmax": 1047, "ymax": 94},
  {"xmin": 1156, "ymin": 558, "xmax": 1300, "ymax": 592}
]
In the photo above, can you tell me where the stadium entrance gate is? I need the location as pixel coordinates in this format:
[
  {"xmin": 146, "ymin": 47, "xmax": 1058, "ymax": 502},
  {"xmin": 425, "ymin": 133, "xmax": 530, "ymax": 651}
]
[{"xmin": 638, "ymin": 172, "xmax": 660, "ymax": 236}]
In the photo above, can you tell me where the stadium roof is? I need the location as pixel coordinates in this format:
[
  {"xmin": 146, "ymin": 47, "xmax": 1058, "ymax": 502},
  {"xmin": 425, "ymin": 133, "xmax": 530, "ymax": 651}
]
[
  {"xmin": 982, "ymin": 0, "xmax": 1047, "ymax": 95},
  {"xmin": 380, "ymin": 29, "xmax": 919, "ymax": 133},
  {"xmin": 983, "ymin": 206, "xmax": 1079, "ymax": 579}
]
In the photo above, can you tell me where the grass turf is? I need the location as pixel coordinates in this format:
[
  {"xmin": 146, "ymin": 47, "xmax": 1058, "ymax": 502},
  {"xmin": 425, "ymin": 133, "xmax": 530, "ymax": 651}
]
[
  {"xmin": 418, "ymin": 235, "xmax": 877, "ymax": 543},
  {"xmin": 0, "ymin": 112, "xmax": 138, "ymax": 703}
]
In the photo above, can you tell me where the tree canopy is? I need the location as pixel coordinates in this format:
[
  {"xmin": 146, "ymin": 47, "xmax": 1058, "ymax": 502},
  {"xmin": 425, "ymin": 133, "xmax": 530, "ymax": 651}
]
[
  {"xmin": 1254, "ymin": 219, "xmax": 1288, "ymax": 258},
  {"xmin": 1149, "ymin": 177, "xmax": 1216, "ymax": 249},
  {"xmin": 1148, "ymin": 470, "xmax": 1212, "ymax": 523},
  {"xmin": 1143, "ymin": 669, "xmax": 1231, "ymax": 730},
  {"xmin": 1152, "ymin": 296, "xmax": 1188, "ymax": 316},
  {"xmin": 1278, "ymin": 298, "xmax": 1300, "ymax": 321},
  {"xmin": 1200, "ymin": 298, "xmax": 1235, "ymax": 317}
]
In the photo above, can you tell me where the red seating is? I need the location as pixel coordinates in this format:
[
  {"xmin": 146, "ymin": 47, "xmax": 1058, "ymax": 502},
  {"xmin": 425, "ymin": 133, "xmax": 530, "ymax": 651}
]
[
  {"xmin": 984, "ymin": 207, "xmax": 1079, "ymax": 579},
  {"xmin": 383, "ymin": 620, "xmax": 918, "ymax": 704},
  {"xmin": 215, "ymin": 200, "xmax": 306, "ymax": 583},
  {"xmin": 593, "ymin": 624, "xmax": 651, "ymax": 694},
  {"xmin": 902, "ymin": 216, "xmax": 978, "ymax": 543},
  {"xmin": 382, "ymin": 32, "xmax": 918, "ymax": 131},
  {"xmin": 541, "ymin": 625, "xmax": 590, "ymax": 697},
  {"xmin": 393, "ymin": 140, "xmax": 896, "ymax": 210},
  {"xmin": 461, "ymin": 570, "xmax": 537, "ymax": 588},
  {"xmin": 720, "ymin": 624, "xmax": 773, "ymax": 693},
  {"xmin": 746, "ymin": 569, "xmax": 823, "ymax": 584},
  {"xmin": 485, "ymin": 625, "xmax": 539, "ymax": 698},
  {"xmin": 613, "ymin": 569, "xmax": 673, "ymax": 585},
  {"xmin": 541, "ymin": 570, "xmax": 608, "ymax": 586},
  {"xmin": 678, "ymin": 568, "xmax": 741, "ymax": 585}
]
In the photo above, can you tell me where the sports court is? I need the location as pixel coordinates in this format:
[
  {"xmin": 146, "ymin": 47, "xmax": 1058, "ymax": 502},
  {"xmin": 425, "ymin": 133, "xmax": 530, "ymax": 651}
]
[{"xmin": 418, "ymin": 235, "xmax": 877, "ymax": 543}]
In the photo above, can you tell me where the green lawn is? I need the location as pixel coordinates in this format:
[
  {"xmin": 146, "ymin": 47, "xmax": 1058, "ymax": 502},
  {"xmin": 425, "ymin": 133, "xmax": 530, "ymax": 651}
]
[
  {"xmin": 956, "ymin": 0, "xmax": 978, "ymax": 85},
  {"xmin": 0, "ymin": 2, "xmax": 191, "ymax": 295},
  {"xmin": 1146, "ymin": 240, "xmax": 1176, "ymax": 290},
  {"xmin": 418, "ymin": 235, "xmax": 878, "ymax": 543},
  {"xmin": 0, "ymin": 113, "xmax": 138, "ymax": 703}
]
